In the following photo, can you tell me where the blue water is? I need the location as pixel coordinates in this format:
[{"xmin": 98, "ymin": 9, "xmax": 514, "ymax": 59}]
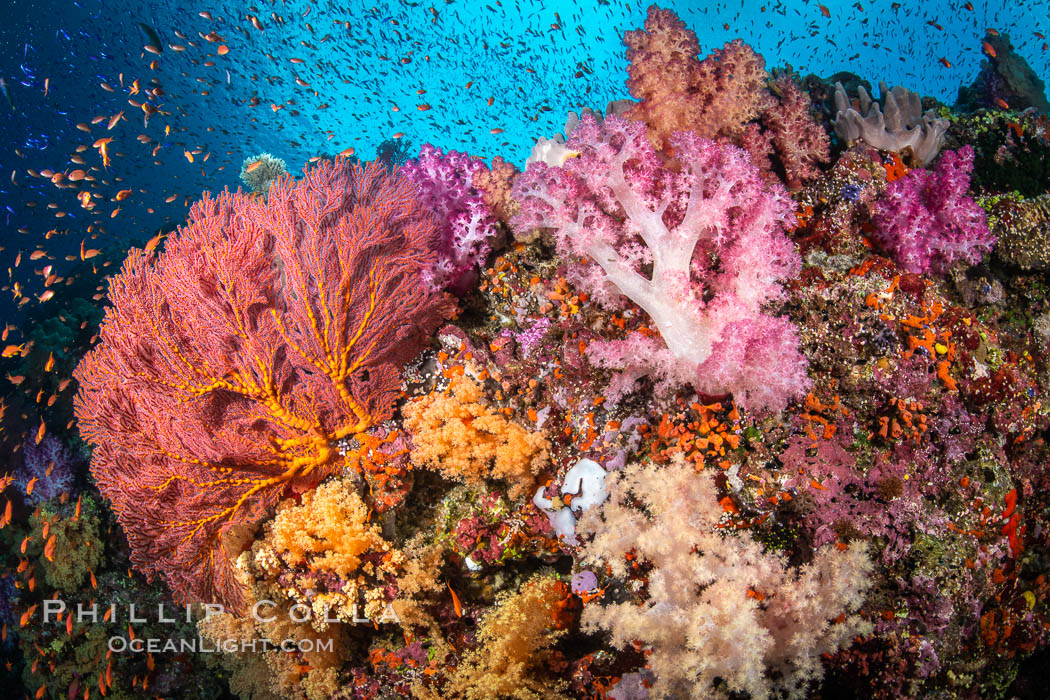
[{"xmin": 0, "ymin": 0, "xmax": 1047, "ymax": 319}]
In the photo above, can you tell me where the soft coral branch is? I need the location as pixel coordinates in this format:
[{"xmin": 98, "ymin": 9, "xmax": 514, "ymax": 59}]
[{"xmin": 512, "ymin": 114, "xmax": 808, "ymax": 411}]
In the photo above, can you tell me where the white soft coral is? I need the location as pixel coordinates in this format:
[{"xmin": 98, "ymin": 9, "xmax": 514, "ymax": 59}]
[{"xmin": 577, "ymin": 455, "xmax": 874, "ymax": 699}]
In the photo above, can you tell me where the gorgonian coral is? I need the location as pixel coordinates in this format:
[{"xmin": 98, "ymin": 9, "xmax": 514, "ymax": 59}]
[
  {"xmin": 511, "ymin": 113, "xmax": 808, "ymax": 411},
  {"xmin": 871, "ymin": 145, "xmax": 995, "ymax": 274},
  {"xmin": 73, "ymin": 158, "xmax": 449, "ymax": 610}
]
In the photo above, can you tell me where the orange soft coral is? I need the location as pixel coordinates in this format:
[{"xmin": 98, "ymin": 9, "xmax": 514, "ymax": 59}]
[
  {"xmin": 442, "ymin": 576, "xmax": 569, "ymax": 699},
  {"xmin": 267, "ymin": 477, "xmax": 389, "ymax": 578},
  {"xmin": 623, "ymin": 5, "xmax": 771, "ymax": 151},
  {"xmin": 402, "ymin": 375, "xmax": 548, "ymax": 499},
  {"xmin": 472, "ymin": 155, "xmax": 520, "ymax": 223}
]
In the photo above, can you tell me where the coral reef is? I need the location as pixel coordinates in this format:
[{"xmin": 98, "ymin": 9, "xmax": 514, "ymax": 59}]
[
  {"xmin": 956, "ymin": 32, "xmax": 1050, "ymax": 114},
  {"xmin": 8, "ymin": 5, "xmax": 1050, "ymax": 700},
  {"xmin": 761, "ymin": 74, "xmax": 832, "ymax": 189},
  {"xmin": 401, "ymin": 145, "xmax": 499, "ymax": 295},
  {"xmin": 14, "ymin": 435, "xmax": 80, "ymax": 504},
  {"xmin": 623, "ymin": 6, "xmax": 770, "ymax": 151},
  {"xmin": 439, "ymin": 576, "xmax": 570, "ymax": 699},
  {"xmin": 986, "ymin": 194, "xmax": 1050, "ymax": 270},
  {"xmin": 403, "ymin": 374, "xmax": 549, "ymax": 500}
]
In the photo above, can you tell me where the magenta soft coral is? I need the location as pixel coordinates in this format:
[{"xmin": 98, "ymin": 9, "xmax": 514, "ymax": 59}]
[
  {"xmin": 511, "ymin": 114, "xmax": 809, "ymax": 412},
  {"xmin": 871, "ymin": 145, "xmax": 995, "ymax": 274},
  {"xmin": 401, "ymin": 144, "xmax": 498, "ymax": 295}
]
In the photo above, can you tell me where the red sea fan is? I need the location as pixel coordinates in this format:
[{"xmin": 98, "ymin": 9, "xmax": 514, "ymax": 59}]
[{"xmin": 73, "ymin": 159, "xmax": 449, "ymax": 611}]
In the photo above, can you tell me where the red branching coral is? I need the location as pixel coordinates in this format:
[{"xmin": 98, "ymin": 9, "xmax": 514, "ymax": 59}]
[
  {"xmin": 73, "ymin": 159, "xmax": 449, "ymax": 610},
  {"xmin": 624, "ymin": 5, "xmax": 771, "ymax": 151},
  {"xmin": 762, "ymin": 75, "xmax": 832, "ymax": 189}
]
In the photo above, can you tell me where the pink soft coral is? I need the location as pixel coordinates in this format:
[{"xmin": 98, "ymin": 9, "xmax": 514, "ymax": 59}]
[
  {"xmin": 401, "ymin": 145, "xmax": 498, "ymax": 295},
  {"xmin": 623, "ymin": 5, "xmax": 771, "ymax": 151},
  {"xmin": 871, "ymin": 145, "xmax": 995, "ymax": 274},
  {"xmin": 762, "ymin": 75, "xmax": 831, "ymax": 189},
  {"xmin": 511, "ymin": 114, "xmax": 809, "ymax": 412}
]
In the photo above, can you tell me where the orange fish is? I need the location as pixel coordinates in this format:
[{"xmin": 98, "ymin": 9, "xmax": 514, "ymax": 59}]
[
  {"xmin": 92, "ymin": 137, "xmax": 114, "ymax": 168},
  {"xmin": 995, "ymin": 97, "xmax": 1010, "ymax": 109},
  {"xmin": 939, "ymin": 57, "xmax": 952, "ymax": 68},
  {"xmin": 983, "ymin": 41, "xmax": 997, "ymax": 58},
  {"xmin": 447, "ymin": 582, "xmax": 463, "ymax": 617},
  {"xmin": 819, "ymin": 5, "xmax": 830, "ymax": 17}
]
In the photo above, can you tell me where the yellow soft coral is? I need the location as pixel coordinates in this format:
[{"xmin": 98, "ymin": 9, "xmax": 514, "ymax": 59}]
[
  {"xmin": 440, "ymin": 576, "xmax": 569, "ymax": 700},
  {"xmin": 267, "ymin": 477, "xmax": 388, "ymax": 577},
  {"xmin": 403, "ymin": 375, "xmax": 548, "ymax": 499}
]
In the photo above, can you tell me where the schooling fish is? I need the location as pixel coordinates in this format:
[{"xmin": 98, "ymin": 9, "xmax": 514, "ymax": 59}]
[{"xmin": 0, "ymin": 78, "xmax": 14, "ymax": 112}]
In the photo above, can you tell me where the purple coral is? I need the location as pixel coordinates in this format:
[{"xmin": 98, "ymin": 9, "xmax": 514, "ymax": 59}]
[
  {"xmin": 15, "ymin": 434, "xmax": 79, "ymax": 503},
  {"xmin": 871, "ymin": 145, "xmax": 995, "ymax": 274},
  {"xmin": 511, "ymin": 114, "xmax": 809, "ymax": 411},
  {"xmin": 401, "ymin": 144, "xmax": 498, "ymax": 295}
]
